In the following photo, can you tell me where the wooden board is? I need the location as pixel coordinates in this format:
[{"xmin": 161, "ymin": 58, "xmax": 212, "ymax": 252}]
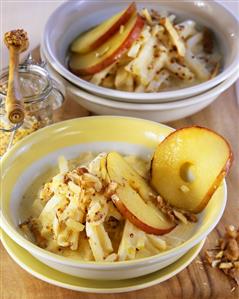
[{"xmin": 1, "ymin": 82, "xmax": 238, "ymax": 299}]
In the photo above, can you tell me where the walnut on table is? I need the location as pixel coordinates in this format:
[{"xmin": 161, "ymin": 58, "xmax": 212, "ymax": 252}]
[{"xmin": 205, "ymin": 225, "xmax": 239, "ymax": 287}]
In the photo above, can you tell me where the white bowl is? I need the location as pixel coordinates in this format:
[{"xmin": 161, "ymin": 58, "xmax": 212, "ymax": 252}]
[
  {"xmin": 42, "ymin": 0, "xmax": 239, "ymax": 103},
  {"xmin": 43, "ymin": 55, "xmax": 239, "ymax": 122},
  {"xmin": 0, "ymin": 117, "xmax": 227, "ymax": 280}
]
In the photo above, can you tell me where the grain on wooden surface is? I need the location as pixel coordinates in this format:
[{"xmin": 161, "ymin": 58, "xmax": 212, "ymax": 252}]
[{"xmin": 1, "ymin": 82, "xmax": 239, "ymax": 299}]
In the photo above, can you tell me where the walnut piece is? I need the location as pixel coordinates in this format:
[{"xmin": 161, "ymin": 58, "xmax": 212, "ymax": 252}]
[
  {"xmin": 205, "ymin": 225, "xmax": 239, "ymax": 287},
  {"xmin": 155, "ymin": 194, "xmax": 197, "ymax": 224}
]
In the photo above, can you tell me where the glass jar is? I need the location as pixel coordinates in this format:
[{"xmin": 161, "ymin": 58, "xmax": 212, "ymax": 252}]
[{"xmin": 0, "ymin": 62, "xmax": 64, "ymax": 157}]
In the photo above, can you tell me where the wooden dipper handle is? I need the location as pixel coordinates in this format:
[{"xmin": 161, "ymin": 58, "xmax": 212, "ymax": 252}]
[{"xmin": 4, "ymin": 29, "xmax": 29, "ymax": 124}]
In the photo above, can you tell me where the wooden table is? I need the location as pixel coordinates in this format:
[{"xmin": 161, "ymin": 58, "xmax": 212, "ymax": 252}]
[{"xmin": 1, "ymin": 83, "xmax": 238, "ymax": 299}]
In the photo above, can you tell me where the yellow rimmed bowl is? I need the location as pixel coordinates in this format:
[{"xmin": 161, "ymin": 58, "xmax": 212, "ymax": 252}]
[{"xmin": 0, "ymin": 116, "xmax": 227, "ymax": 280}]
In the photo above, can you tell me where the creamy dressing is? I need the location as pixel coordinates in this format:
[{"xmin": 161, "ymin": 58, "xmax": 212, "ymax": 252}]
[{"xmin": 20, "ymin": 152, "xmax": 198, "ymax": 261}]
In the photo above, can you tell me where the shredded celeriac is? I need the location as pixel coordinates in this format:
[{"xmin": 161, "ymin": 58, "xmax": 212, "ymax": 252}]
[{"xmin": 83, "ymin": 8, "xmax": 221, "ymax": 93}]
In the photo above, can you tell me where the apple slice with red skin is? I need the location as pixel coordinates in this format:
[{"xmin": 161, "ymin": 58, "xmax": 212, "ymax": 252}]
[
  {"xmin": 69, "ymin": 14, "xmax": 144, "ymax": 75},
  {"xmin": 71, "ymin": 2, "xmax": 136, "ymax": 54},
  {"xmin": 106, "ymin": 152, "xmax": 176, "ymax": 235},
  {"xmin": 112, "ymin": 183, "xmax": 176, "ymax": 235}
]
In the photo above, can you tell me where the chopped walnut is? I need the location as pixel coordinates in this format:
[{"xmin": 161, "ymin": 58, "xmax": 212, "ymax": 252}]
[
  {"xmin": 150, "ymin": 9, "xmax": 162, "ymax": 21},
  {"xmin": 234, "ymin": 261, "xmax": 239, "ymax": 269},
  {"xmin": 224, "ymin": 238, "xmax": 239, "ymax": 261},
  {"xmin": 63, "ymin": 174, "xmax": 71, "ymax": 184},
  {"xmin": 76, "ymin": 166, "xmax": 89, "ymax": 175},
  {"xmin": 226, "ymin": 225, "xmax": 238, "ymax": 239},
  {"xmin": 155, "ymin": 194, "xmax": 197, "ymax": 224},
  {"xmin": 104, "ymin": 181, "xmax": 118, "ymax": 198},
  {"xmin": 173, "ymin": 210, "xmax": 188, "ymax": 224},
  {"xmin": 211, "ymin": 259, "xmax": 221, "ymax": 268},
  {"xmin": 205, "ymin": 225, "xmax": 239, "ymax": 287},
  {"xmin": 219, "ymin": 262, "xmax": 233, "ymax": 269}
]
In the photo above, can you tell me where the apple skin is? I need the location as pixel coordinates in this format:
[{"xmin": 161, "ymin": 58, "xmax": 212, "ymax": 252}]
[
  {"xmin": 106, "ymin": 152, "xmax": 176, "ymax": 235},
  {"xmin": 150, "ymin": 126, "xmax": 233, "ymax": 214},
  {"xmin": 69, "ymin": 15, "xmax": 145, "ymax": 75},
  {"xmin": 71, "ymin": 3, "xmax": 136, "ymax": 54},
  {"xmin": 87, "ymin": 2, "xmax": 136, "ymax": 53},
  {"xmin": 112, "ymin": 194, "xmax": 176, "ymax": 235},
  {"xmin": 193, "ymin": 154, "xmax": 233, "ymax": 213}
]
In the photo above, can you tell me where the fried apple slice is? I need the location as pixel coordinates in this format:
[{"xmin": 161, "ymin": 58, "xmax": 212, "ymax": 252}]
[{"xmin": 150, "ymin": 127, "xmax": 233, "ymax": 213}]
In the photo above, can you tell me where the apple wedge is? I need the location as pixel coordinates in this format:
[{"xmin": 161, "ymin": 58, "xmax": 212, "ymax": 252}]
[
  {"xmin": 71, "ymin": 2, "xmax": 136, "ymax": 54},
  {"xmin": 107, "ymin": 152, "xmax": 155, "ymax": 202},
  {"xmin": 69, "ymin": 14, "xmax": 144, "ymax": 75},
  {"xmin": 107, "ymin": 152, "xmax": 176, "ymax": 235},
  {"xmin": 112, "ymin": 183, "xmax": 175, "ymax": 235},
  {"xmin": 150, "ymin": 127, "xmax": 233, "ymax": 213}
]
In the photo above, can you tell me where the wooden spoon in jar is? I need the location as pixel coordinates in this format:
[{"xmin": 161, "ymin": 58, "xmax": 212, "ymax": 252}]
[{"xmin": 4, "ymin": 29, "xmax": 29, "ymax": 124}]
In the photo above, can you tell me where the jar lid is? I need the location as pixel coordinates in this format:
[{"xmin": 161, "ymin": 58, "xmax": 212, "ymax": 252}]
[{"xmin": 0, "ymin": 64, "xmax": 53, "ymax": 104}]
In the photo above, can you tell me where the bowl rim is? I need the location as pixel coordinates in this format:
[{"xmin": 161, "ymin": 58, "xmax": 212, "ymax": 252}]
[
  {"xmin": 42, "ymin": 0, "xmax": 239, "ymax": 101},
  {"xmin": 0, "ymin": 116, "xmax": 227, "ymax": 269},
  {"xmin": 62, "ymin": 68, "xmax": 239, "ymax": 110}
]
